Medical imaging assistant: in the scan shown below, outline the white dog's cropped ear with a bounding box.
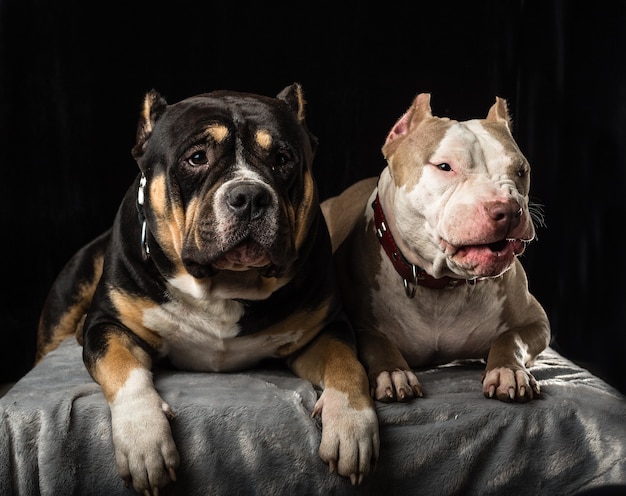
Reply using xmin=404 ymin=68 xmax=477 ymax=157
xmin=132 ymin=90 xmax=168 ymax=160
xmin=383 ymin=93 xmax=432 ymax=157
xmin=487 ymin=97 xmax=512 ymax=129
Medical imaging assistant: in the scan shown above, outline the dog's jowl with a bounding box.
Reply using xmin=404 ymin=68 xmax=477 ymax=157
xmin=322 ymin=93 xmax=550 ymax=404
xmin=36 ymin=84 xmax=379 ymax=494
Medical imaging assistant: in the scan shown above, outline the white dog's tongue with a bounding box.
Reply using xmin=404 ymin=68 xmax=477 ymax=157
xmin=455 ymin=239 xmax=521 ymax=277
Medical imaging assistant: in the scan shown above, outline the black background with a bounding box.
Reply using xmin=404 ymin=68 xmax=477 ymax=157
xmin=1 ymin=1 xmax=625 ymax=395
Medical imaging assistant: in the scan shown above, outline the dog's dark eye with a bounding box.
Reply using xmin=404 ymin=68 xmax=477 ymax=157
xmin=188 ymin=150 xmax=209 ymax=167
xmin=516 ymin=167 xmax=526 ymax=178
xmin=272 ymin=150 xmax=293 ymax=171
xmin=437 ymin=163 xmax=452 ymax=172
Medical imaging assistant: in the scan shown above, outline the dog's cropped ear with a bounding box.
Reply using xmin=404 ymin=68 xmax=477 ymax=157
xmin=131 ymin=90 xmax=168 ymax=160
xmin=277 ymin=83 xmax=306 ymax=123
xmin=383 ymin=93 xmax=432 ymax=157
xmin=486 ymin=97 xmax=512 ymax=129
xmin=277 ymin=83 xmax=319 ymax=155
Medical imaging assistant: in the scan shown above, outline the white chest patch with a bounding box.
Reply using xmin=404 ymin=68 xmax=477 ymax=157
xmin=142 ymin=274 xmax=301 ymax=372
xmin=372 ymin=256 xmax=508 ymax=366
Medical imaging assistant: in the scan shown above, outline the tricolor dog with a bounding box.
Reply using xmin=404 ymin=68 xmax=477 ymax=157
xmin=36 ymin=84 xmax=378 ymax=494
xmin=321 ymin=93 xmax=550 ymax=404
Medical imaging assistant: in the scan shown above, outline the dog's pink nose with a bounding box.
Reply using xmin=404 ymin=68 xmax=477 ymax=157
xmin=484 ymin=201 xmax=521 ymax=230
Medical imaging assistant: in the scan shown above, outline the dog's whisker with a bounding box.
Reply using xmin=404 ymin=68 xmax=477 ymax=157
xmin=505 ymin=238 xmax=534 ymax=244
xmin=529 ymin=200 xmax=546 ymax=228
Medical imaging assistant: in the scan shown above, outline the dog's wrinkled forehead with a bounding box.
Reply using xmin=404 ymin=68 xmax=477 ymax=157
xmin=135 ymin=91 xmax=314 ymax=174
xmin=382 ymin=94 xmax=530 ymax=191
xmin=432 ymin=119 xmax=528 ymax=171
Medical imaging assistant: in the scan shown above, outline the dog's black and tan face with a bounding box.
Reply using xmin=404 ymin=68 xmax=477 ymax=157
xmin=133 ymin=85 xmax=318 ymax=285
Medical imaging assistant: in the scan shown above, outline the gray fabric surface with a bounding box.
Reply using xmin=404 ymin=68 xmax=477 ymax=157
xmin=1 ymin=338 xmax=625 ymax=496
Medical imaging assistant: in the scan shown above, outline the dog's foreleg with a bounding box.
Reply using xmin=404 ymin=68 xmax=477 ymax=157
xmin=84 ymin=328 xmax=179 ymax=495
xmin=357 ymin=328 xmax=424 ymax=402
xmin=482 ymin=318 xmax=551 ymax=402
xmin=288 ymin=330 xmax=379 ymax=485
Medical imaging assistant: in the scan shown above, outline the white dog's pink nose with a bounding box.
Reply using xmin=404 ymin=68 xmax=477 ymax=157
xmin=484 ymin=200 xmax=522 ymax=232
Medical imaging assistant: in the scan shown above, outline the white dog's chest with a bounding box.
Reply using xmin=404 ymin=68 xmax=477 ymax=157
xmin=372 ymin=268 xmax=508 ymax=366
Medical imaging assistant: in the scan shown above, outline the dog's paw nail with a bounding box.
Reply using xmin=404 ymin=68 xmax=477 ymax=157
xmin=328 ymin=459 xmax=337 ymax=474
xmin=169 ymin=467 xmax=177 ymax=481
xmin=508 ymin=388 xmax=515 ymax=400
xmin=488 ymin=385 xmax=495 ymax=398
xmin=519 ymin=386 xmax=526 ymax=398
xmin=350 ymin=473 xmax=358 ymax=485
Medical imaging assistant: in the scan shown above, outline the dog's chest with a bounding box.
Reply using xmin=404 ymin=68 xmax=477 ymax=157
xmin=372 ymin=267 xmax=508 ymax=365
xmin=142 ymin=296 xmax=298 ymax=372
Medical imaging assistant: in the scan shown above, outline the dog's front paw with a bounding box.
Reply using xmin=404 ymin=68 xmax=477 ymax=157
xmin=110 ymin=385 xmax=180 ymax=495
xmin=371 ymin=369 xmax=423 ymax=402
xmin=312 ymin=387 xmax=379 ymax=485
xmin=482 ymin=366 xmax=540 ymax=402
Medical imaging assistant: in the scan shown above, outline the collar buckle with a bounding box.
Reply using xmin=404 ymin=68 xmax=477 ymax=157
xmin=403 ymin=264 xmax=418 ymax=298
xmin=137 ymin=174 xmax=150 ymax=260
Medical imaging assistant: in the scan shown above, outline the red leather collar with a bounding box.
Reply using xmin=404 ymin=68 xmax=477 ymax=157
xmin=371 ymin=193 xmax=474 ymax=297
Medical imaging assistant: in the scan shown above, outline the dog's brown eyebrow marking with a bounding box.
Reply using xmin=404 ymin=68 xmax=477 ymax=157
xmin=203 ymin=124 xmax=229 ymax=143
xmin=255 ymin=129 xmax=273 ymax=149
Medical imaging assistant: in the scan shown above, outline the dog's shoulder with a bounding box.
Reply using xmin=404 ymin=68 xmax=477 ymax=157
xmin=321 ymin=177 xmax=378 ymax=252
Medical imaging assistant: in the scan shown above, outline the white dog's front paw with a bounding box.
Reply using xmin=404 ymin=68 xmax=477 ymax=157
xmin=109 ymin=370 xmax=180 ymax=495
xmin=372 ymin=369 xmax=423 ymax=402
xmin=482 ymin=366 xmax=540 ymax=402
xmin=312 ymin=387 xmax=379 ymax=485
